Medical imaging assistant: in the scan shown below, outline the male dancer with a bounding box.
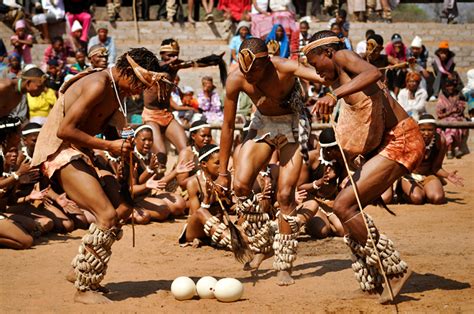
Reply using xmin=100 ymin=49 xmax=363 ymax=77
xmin=303 ymin=31 xmax=425 ymax=303
xmin=0 ymin=67 xmax=46 ymax=117
xmin=31 ymin=48 xmax=169 ymax=304
xmin=216 ymin=38 xmax=324 ymax=286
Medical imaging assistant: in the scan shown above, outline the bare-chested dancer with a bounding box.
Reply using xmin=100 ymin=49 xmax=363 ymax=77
xmin=400 ymin=113 xmax=464 ymax=204
xmin=0 ymin=67 xmax=46 ymax=117
xmin=31 ymin=48 xmax=170 ymax=304
xmin=303 ymin=31 xmax=425 ymax=303
xmin=215 ymin=38 xmax=325 ymax=286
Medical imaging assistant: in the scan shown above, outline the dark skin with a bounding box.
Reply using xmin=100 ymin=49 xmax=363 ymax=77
xmin=401 ymin=123 xmax=463 ymax=205
xmin=307 ymin=47 xmax=413 ymax=303
xmin=216 ymin=55 xmax=324 ymax=286
xmin=89 ymin=53 xmax=108 ymax=69
xmin=0 ymin=77 xmax=44 ymax=116
xmin=52 ymin=66 xmax=149 ymax=304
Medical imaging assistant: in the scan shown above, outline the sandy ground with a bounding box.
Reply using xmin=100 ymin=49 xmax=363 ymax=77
xmin=1 ymin=154 xmax=474 ymax=313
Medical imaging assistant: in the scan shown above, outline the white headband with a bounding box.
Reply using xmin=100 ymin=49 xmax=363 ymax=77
xmin=418 ymin=119 xmax=437 ymax=125
xmin=198 ymin=146 xmax=220 ymax=162
xmin=134 ymin=125 xmax=153 ymax=136
xmin=189 ymin=123 xmax=211 ymax=132
xmin=319 ymin=140 xmax=338 ymax=148
xmin=22 ymin=128 xmax=41 ymax=135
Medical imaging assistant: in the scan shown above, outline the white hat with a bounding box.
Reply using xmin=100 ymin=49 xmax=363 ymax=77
xmin=71 ymin=20 xmax=83 ymax=32
xmin=22 ymin=64 xmax=39 ymax=72
xmin=182 ymin=86 xmax=194 ymax=94
xmin=411 ymin=36 xmax=422 ymax=48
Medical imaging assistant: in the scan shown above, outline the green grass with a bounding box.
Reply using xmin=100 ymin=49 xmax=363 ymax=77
xmin=392 ymin=4 xmax=431 ymax=22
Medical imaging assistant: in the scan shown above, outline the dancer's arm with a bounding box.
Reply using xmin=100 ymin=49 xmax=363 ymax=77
xmin=216 ymin=75 xmax=240 ymax=189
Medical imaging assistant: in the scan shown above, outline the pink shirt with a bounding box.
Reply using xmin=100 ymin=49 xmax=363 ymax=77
xmin=10 ymin=34 xmax=33 ymax=64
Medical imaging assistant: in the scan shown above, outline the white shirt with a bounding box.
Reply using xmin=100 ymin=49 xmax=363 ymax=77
xmin=42 ymin=0 xmax=65 ymax=19
xmin=356 ymin=40 xmax=366 ymax=54
xmin=397 ymin=87 xmax=428 ymax=121
xmin=252 ymin=0 xmax=269 ymax=14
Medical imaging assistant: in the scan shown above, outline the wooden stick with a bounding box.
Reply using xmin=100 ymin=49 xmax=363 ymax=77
xmin=330 ymin=117 xmax=394 ymax=302
xmin=132 ymin=0 xmax=140 ymax=43
xmin=129 ymin=151 xmax=135 ymax=247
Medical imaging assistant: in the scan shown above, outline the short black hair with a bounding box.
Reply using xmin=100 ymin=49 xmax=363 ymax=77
xmin=368 ymin=34 xmax=384 ymax=46
xmin=115 ymin=47 xmax=161 ymax=89
xmin=336 ymin=9 xmax=347 ymax=18
xmin=51 ymin=36 xmax=63 ymax=44
xmin=365 ymin=29 xmax=375 ymax=38
xmin=22 ymin=67 xmax=45 ymax=78
xmin=199 ymin=144 xmax=219 ymax=162
xmin=319 ymin=128 xmax=336 ymax=146
xmin=0 ymin=116 xmax=21 ymax=144
xmin=161 ymin=38 xmax=177 ymax=46
xmin=300 ymin=21 xmax=309 ymax=27
xmin=239 ymin=37 xmax=268 ymax=54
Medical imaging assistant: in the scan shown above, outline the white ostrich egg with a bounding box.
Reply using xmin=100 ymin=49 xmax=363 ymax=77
xmin=196 ymin=276 xmax=218 ymax=299
xmin=171 ymin=276 xmax=196 ymax=300
xmin=214 ymin=278 xmax=244 ymax=302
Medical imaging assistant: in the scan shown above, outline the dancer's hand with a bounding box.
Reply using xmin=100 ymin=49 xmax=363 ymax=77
xmin=447 ymin=170 xmax=464 ymax=187
xmin=145 ymin=178 xmax=167 ymax=190
xmin=56 ymin=193 xmax=76 ymax=208
xmin=176 ymin=160 xmax=195 ymax=174
xmin=312 ymin=94 xmax=337 ymax=115
xmin=215 ymin=173 xmax=230 ymax=197
xmin=29 ymin=188 xmax=49 ymax=201
xmin=109 ymin=139 xmax=133 ymax=156
xmin=295 ymin=189 xmax=307 ymax=204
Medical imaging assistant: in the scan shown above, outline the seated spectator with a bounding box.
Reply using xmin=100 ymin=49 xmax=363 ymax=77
xmin=355 ymin=29 xmax=375 ymax=55
xmin=65 ymin=0 xmax=92 ymax=42
xmin=436 ymin=78 xmax=468 ymax=159
xmin=0 ymin=39 xmax=7 ymax=73
xmin=66 ymin=49 xmax=87 ymax=75
xmin=218 ymin=0 xmax=251 ymax=26
xmin=87 ymin=25 xmax=116 ymax=66
xmin=249 ymin=0 xmax=273 ymax=39
xmin=397 ymin=72 xmax=427 ymax=121
xmin=462 ymin=69 xmax=474 ymax=121
xmin=42 ymin=36 xmax=74 ymax=71
xmin=174 ymin=86 xmax=200 ymax=127
xmin=10 ymin=20 xmax=33 ymax=65
xmin=68 ymin=20 xmax=87 ymax=52
xmin=407 ymin=35 xmax=430 ymax=91
xmin=386 ymin=33 xmax=408 ymax=95
xmin=400 ymin=114 xmax=463 ymax=205
xmin=31 ymin=0 xmax=65 ymax=43
xmin=296 ymin=20 xmax=310 ymax=60
xmin=45 ymin=58 xmax=65 ymax=91
xmin=330 ymin=23 xmax=352 ymax=50
xmin=265 ymin=24 xmax=290 ymax=58
xmin=87 ymin=44 xmax=109 ymax=69
xmin=197 ymin=76 xmax=223 ymax=124
xmin=327 ymin=9 xmax=349 ymax=38
xmin=106 ymin=0 xmax=121 ymax=22
xmin=229 ymin=21 xmax=251 ymax=65
xmin=269 ymin=0 xmax=297 ymax=37
xmin=0 ymin=53 xmax=22 ymax=79
xmin=27 ymin=86 xmax=56 ymax=125
xmin=432 ymin=41 xmax=462 ymax=99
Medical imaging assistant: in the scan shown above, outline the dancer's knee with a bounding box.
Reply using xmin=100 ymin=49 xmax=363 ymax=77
xmin=276 ymin=186 xmax=294 ymax=209
xmin=427 ymin=192 xmax=446 ymax=205
xmin=95 ymin=208 xmax=118 ymax=229
xmin=233 ymin=179 xmax=252 ymax=197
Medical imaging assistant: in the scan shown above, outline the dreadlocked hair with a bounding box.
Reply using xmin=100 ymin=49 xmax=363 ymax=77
xmin=115 ymin=48 xmax=162 ymax=90
xmin=0 ymin=116 xmax=21 ymax=146
xmin=199 ymin=144 xmax=219 ymax=163
xmin=307 ymin=30 xmax=344 ymax=56
xmin=239 ymin=37 xmax=268 ymax=54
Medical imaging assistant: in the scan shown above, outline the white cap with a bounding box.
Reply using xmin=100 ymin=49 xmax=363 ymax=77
xmin=71 ymin=20 xmax=83 ymax=32
xmin=22 ymin=64 xmax=39 ymax=72
xmin=182 ymin=86 xmax=194 ymax=94
xmin=411 ymin=36 xmax=422 ymax=48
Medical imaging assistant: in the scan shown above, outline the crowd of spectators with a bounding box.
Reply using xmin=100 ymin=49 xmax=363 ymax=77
xmin=0 ymin=0 xmax=471 ymax=163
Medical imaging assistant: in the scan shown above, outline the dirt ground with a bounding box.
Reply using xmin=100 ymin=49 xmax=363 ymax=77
xmin=1 ymin=154 xmax=473 ymax=313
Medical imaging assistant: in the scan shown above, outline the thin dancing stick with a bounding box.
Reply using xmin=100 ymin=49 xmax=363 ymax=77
xmin=330 ymin=116 xmax=394 ymax=302
xmin=129 ymin=151 xmax=135 ymax=247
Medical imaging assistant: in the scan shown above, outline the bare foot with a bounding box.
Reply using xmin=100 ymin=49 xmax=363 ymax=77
xmin=276 ymin=270 xmax=295 ymax=286
xmin=74 ymin=290 xmax=113 ymax=304
xmin=65 ymin=267 xmax=75 ymax=283
xmin=378 ymin=268 xmax=412 ymax=304
xmin=243 ymin=251 xmax=273 ymax=271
